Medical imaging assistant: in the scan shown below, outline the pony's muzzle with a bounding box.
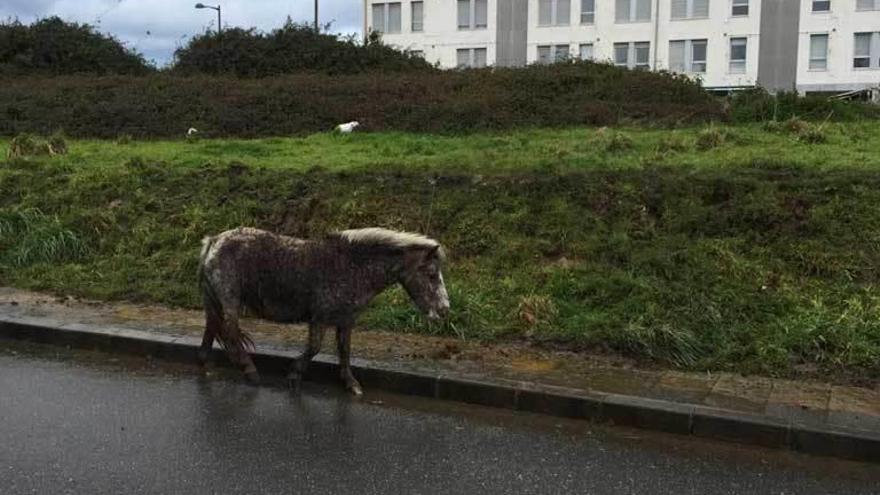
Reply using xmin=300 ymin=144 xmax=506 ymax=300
xmin=429 ymin=306 xmax=449 ymax=321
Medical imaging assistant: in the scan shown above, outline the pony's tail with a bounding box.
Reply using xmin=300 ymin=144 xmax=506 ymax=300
xmin=198 ymin=235 xmax=255 ymax=352
xmin=198 ymin=236 xmax=222 ymax=320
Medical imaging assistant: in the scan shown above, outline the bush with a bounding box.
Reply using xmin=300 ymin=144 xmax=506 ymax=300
xmin=172 ymin=21 xmax=433 ymax=76
xmin=595 ymin=128 xmax=634 ymax=152
xmin=762 ymin=117 xmax=829 ymax=144
xmin=728 ymin=88 xmax=880 ymax=122
xmin=6 ymin=133 xmax=68 ymax=158
xmin=0 ymin=17 xmax=152 ymax=76
xmin=696 ymin=126 xmax=726 ymax=150
xmin=0 ymin=63 xmax=724 ymax=138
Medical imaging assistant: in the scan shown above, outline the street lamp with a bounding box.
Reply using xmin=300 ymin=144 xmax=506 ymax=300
xmin=194 ymin=3 xmax=221 ymax=33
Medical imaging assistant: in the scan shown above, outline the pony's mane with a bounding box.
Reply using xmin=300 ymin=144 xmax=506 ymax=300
xmin=336 ymin=228 xmax=441 ymax=252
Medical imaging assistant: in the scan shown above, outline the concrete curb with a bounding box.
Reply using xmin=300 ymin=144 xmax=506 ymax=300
xmin=1 ymin=314 xmax=878 ymax=463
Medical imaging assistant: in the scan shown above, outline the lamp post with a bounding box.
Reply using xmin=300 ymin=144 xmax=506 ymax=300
xmin=314 ymin=0 xmax=318 ymax=31
xmin=194 ymin=3 xmax=221 ymax=33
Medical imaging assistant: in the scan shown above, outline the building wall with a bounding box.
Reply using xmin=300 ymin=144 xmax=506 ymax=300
xmin=796 ymin=0 xmax=880 ymax=93
xmin=367 ymin=0 xmax=499 ymax=67
xmin=365 ymin=0 xmax=880 ymax=93
xmin=526 ymin=0 xmax=760 ymax=88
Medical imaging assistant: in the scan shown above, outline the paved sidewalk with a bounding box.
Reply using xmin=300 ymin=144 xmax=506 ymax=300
xmin=1 ymin=288 xmax=878 ymax=444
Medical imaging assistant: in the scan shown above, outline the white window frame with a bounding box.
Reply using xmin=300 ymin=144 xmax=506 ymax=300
xmin=614 ymin=41 xmax=651 ymax=69
xmin=731 ymin=0 xmax=748 ymax=16
xmin=857 ymin=0 xmax=880 ymax=11
xmin=728 ymin=37 xmax=747 ymax=73
xmin=853 ymin=32 xmax=880 ymax=70
xmin=809 ymin=33 xmax=829 ymax=71
xmin=811 ymin=0 xmax=831 ymax=12
xmin=411 ymin=1 xmax=423 ymax=32
xmin=538 ymin=0 xmax=572 ymax=26
xmin=371 ymin=3 xmax=402 ymax=34
xmin=581 ymin=0 xmax=595 ymax=24
xmin=616 ymin=0 xmax=652 ymax=23
xmin=579 ymin=43 xmax=594 ymax=60
xmin=458 ymin=0 xmax=488 ymax=30
xmin=456 ymin=47 xmax=488 ymax=68
xmin=669 ymin=39 xmax=707 ymax=73
xmin=671 ymin=0 xmax=710 ymax=20
xmin=537 ymin=44 xmax=571 ymax=63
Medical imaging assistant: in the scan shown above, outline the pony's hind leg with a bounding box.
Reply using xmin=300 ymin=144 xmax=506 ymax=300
xmin=216 ymin=303 xmax=260 ymax=385
xmin=288 ymin=323 xmax=325 ymax=394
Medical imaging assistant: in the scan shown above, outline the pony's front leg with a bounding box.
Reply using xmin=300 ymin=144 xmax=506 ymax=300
xmin=336 ymin=324 xmax=362 ymax=396
xmin=288 ymin=323 xmax=325 ymax=394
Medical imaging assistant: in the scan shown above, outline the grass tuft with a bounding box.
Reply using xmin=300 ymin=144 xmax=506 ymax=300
xmin=0 ymin=208 xmax=89 ymax=267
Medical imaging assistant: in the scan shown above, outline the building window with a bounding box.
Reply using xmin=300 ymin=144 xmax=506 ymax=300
xmin=554 ymin=44 xmax=569 ymax=61
xmin=729 ymin=37 xmax=747 ymax=73
xmin=457 ymin=48 xmax=487 ymax=68
xmin=616 ymin=0 xmax=651 ymax=23
xmin=539 ymin=0 xmax=571 ymax=26
xmin=581 ymin=0 xmax=595 ymax=23
xmin=458 ymin=0 xmax=487 ymax=30
xmin=671 ymin=0 xmax=709 ymax=20
xmin=371 ymin=3 xmax=402 ymax=33
xmin=411 ymin=1 xmax=423 ymax=31
xmin=669 ymin=39 xmax=707 ymax=73
xmin=731 ymin=0 xmax=748 ymax=16
xmin=857 ymin=0 xmax=880 ymax=10
xmin=579 ymin=43 xmax=594 ymax=60
xmin=811 ymin=0 xmax=830 ymax=12
xmin=809 ymin=34 xmax=828 ymax=70
xmin=853 ymin=32 xmax=879 ymax=69
xmin=614 ymin=41 xmax=650 ymax=69
xmin=537 ymin=44 xmax=570 ymax=63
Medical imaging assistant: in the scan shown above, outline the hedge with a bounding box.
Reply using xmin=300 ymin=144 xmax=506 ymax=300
xmin=0 ymin=62 xmax=723 ymax=138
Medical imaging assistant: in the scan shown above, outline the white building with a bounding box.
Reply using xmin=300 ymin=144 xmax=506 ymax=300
xmin=365 ymin=0 xmax=880 ymax=93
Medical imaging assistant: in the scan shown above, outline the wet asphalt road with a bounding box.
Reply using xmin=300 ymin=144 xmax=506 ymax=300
xmin=1 ymin=344 xmax=878 ymax=495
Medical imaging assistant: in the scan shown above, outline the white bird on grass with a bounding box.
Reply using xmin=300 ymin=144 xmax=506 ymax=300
xmin=187 ymin=127 xmax=199 ymax=136
xmin=335 ymin=121 xmax=360 ymax=134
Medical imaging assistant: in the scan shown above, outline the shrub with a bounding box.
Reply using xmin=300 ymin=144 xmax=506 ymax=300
xmin=729 ymin=88 xmax=880 ymax=123
xmin=6 ymin=133 xmax=68 ymax=158
xmin=172 ymin=21 xmax=432 ymax=76
xmin=762 ymin=117 xmax=829 ymax=144
xmin=0 ymin=63 xmax=724 ymax=138
xmin=0 ymin=17 xmax=152 ymax=76
xmin=595 ymin=128 xmax=634 ymax=152
xmin=696 ymin=126 xmax=726 ymax=150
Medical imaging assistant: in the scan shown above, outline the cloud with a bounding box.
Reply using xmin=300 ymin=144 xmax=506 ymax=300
xmin=0 ymin=0 xmax=364 ymax=66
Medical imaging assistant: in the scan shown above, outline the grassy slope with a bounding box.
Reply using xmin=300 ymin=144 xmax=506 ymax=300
xmin=1 ymin=123 xmax=879 ymax=382
xmin=2 ymin=123 xmax=880 ymax=173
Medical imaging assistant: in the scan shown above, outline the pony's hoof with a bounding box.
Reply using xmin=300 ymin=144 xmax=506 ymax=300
xmin=347 ymin=382 xmax=363 ymax=397
xmin=244 ymin=371 xmax=261 ymax=386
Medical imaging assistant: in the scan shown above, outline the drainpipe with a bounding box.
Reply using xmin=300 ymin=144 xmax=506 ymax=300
xmin=363 ymin=0 xmax=368 ymax=42
xmin=652 ymin=0 xmax=660 ymax=70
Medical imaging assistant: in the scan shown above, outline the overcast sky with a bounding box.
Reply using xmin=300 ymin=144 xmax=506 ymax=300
xmin=1 ymin=0 xmax=363 ymax=66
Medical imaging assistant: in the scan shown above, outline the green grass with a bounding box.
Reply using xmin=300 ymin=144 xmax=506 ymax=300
xmin=2 ymin=123 xmax=880 ymax=383
xmin=2 ymin=122 xmax=880 ymax=174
